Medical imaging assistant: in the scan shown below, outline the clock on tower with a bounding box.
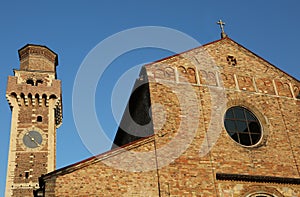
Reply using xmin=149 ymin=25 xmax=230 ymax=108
xmin=5 ymin=44 xmax=62 ymax=196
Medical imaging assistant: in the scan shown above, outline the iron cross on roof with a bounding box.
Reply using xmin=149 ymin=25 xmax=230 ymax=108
xmin=217 ymin=19 xmax=227 ymax=38
xmin=217 ymin=19 xmax=225 ymax=32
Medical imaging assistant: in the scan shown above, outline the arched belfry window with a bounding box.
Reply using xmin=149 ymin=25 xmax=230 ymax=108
xmin=36 ymin=79 xmax=43 ymax=86
xmin=224 ymin=106 xmax=262 ymax=146
xmin=26 ymin=79 xmax=34 ymax=86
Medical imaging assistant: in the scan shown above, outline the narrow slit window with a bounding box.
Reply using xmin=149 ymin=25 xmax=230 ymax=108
xmin=25 ymin=171 xmax=29 ymax=179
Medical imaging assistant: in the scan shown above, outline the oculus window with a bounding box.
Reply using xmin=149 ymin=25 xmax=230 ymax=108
xmin=224 ymin=106 xmax=262 ymax=146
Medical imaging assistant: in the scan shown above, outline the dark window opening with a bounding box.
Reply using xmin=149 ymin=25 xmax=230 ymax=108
xmin=224 ymin=106 xmax=262 ymax=146
xmin=26 ymin=79 xmax=34 ymax=86
xmin=25 ymin=172 xmax=29 ymax=179
xmin=36 ymin=80 xmax=43 ymax=86
xmin=50 ymin=94 xmax=57 ymax=99
xmin=37 ymin=116 xmax=43 ymax=122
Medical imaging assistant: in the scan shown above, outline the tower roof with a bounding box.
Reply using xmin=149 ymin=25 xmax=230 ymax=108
xmin=18 ymin=44 xmax=58 ymax=72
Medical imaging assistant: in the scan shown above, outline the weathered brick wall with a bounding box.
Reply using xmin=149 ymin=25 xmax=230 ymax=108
xmin=19 ymin=45 xmax=58 ymax=72
xmin=43 ymin=138 xmax=159 ymax=196
xmin=145 ymin=38 xmax=300 ymax=196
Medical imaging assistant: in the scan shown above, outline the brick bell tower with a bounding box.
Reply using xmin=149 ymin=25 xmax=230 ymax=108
xmin=5 ymin=44 xmax=62 ymax=196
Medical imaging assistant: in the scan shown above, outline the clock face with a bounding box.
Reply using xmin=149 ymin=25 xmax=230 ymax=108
xmin=22 ymin=130 xmax=43 ymax=148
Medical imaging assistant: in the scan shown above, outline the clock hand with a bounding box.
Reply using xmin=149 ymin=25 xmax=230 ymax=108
xmin=26 ymin=133 xmax=40 ymax=147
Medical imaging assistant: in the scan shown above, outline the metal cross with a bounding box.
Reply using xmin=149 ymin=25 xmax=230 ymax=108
xmin=217 ymin=19 xmax=226 ymax=33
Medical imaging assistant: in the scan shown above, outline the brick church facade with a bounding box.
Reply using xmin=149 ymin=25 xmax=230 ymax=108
xmin=5 ymin=35 xmax=300 ymax=196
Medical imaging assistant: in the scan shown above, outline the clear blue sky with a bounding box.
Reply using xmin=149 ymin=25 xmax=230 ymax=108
xmin=0 ymin=1 xmax=299 ymax=194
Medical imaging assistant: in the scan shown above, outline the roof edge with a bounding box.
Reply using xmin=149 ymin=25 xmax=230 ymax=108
xmin=145 ymin=37 xmax=225 ymax=66
xmin=41 ymin=135 xmax=155 ymax=180
xmin=145 ymin=36 xmax=299 ymax=83
xmin=18 ymin=44 xmax=59 ymax=66
xmin=224 ymin=37 xmax=299 ymax=83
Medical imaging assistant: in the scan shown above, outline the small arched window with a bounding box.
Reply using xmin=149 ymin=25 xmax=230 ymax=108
xmin=37 ymin=116 xmax=43 ymax=122
xmin=26 ymin=79 xmax=34 ymax=86
xmin=25 ymin=171 xmax=29 ymax=179
xmin=36 ymin=80 xmax=43 ymax=86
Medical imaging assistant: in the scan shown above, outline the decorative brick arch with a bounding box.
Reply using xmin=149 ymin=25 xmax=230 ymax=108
xmin=237 ymin=75 xmax=255 ymax=92
xmin=199 ymin=69 xmax=217 ymax=86
xmin=177 ymin=66 xmax=197 ymax=84
xmin=186 ymin=67 xmax=197 ymax=84
xmin=256 ymin=78 xmax=275 ymax=95
xmin=242 ymin=185 xmax=284 ymax=197
xmin=198 ymin=69 xmax=207 ymax=85
xmin=275 ymin=80 xmax=292 ymax=98
xmin=199 ymin=70 xmax=216 ymax=86
xmin=154 ymin=69 xmax=164 ymax=79
xmin=207 ymin=71 xmax=217 ymax=86
xmin=177 ymin=66 xmax=187 ymax=83
xmin=293 ymin=85 xmax=300 ymax=99
xmin=220 ymin=73 xmax=235 ymax=89
xmin=164 ymin=67 xmax=175 ymax=81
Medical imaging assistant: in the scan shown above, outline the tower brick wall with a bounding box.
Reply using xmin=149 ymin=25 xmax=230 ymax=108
xmin=5 ymin=45 xmax=62 ymax=197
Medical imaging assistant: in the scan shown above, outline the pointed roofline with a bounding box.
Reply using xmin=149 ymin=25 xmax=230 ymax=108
xmin=147 ymin=36 xmax=299 ymax=83
xmin=224 ymin=37 xmax=299 ymax=82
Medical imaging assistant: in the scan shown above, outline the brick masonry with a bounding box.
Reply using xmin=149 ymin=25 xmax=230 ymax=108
xmin=21 ymin=38 xmax=300 ymax=196
xmin=5 ymin=45 xmax=62 ymax=197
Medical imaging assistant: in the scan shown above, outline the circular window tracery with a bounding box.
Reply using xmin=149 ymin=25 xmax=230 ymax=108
xmin=224 ymin=106 xmax=262 ymax=146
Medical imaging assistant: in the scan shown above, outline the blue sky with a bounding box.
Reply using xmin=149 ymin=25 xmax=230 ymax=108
xmin=0 ymin=0 xmax=299 ymax=194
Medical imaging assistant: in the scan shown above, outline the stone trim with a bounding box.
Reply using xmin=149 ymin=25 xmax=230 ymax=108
xmin=216 ymin=173 xmax=300 ymax=185
xmin=242 ymin=185 xmax=284 ymax=197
